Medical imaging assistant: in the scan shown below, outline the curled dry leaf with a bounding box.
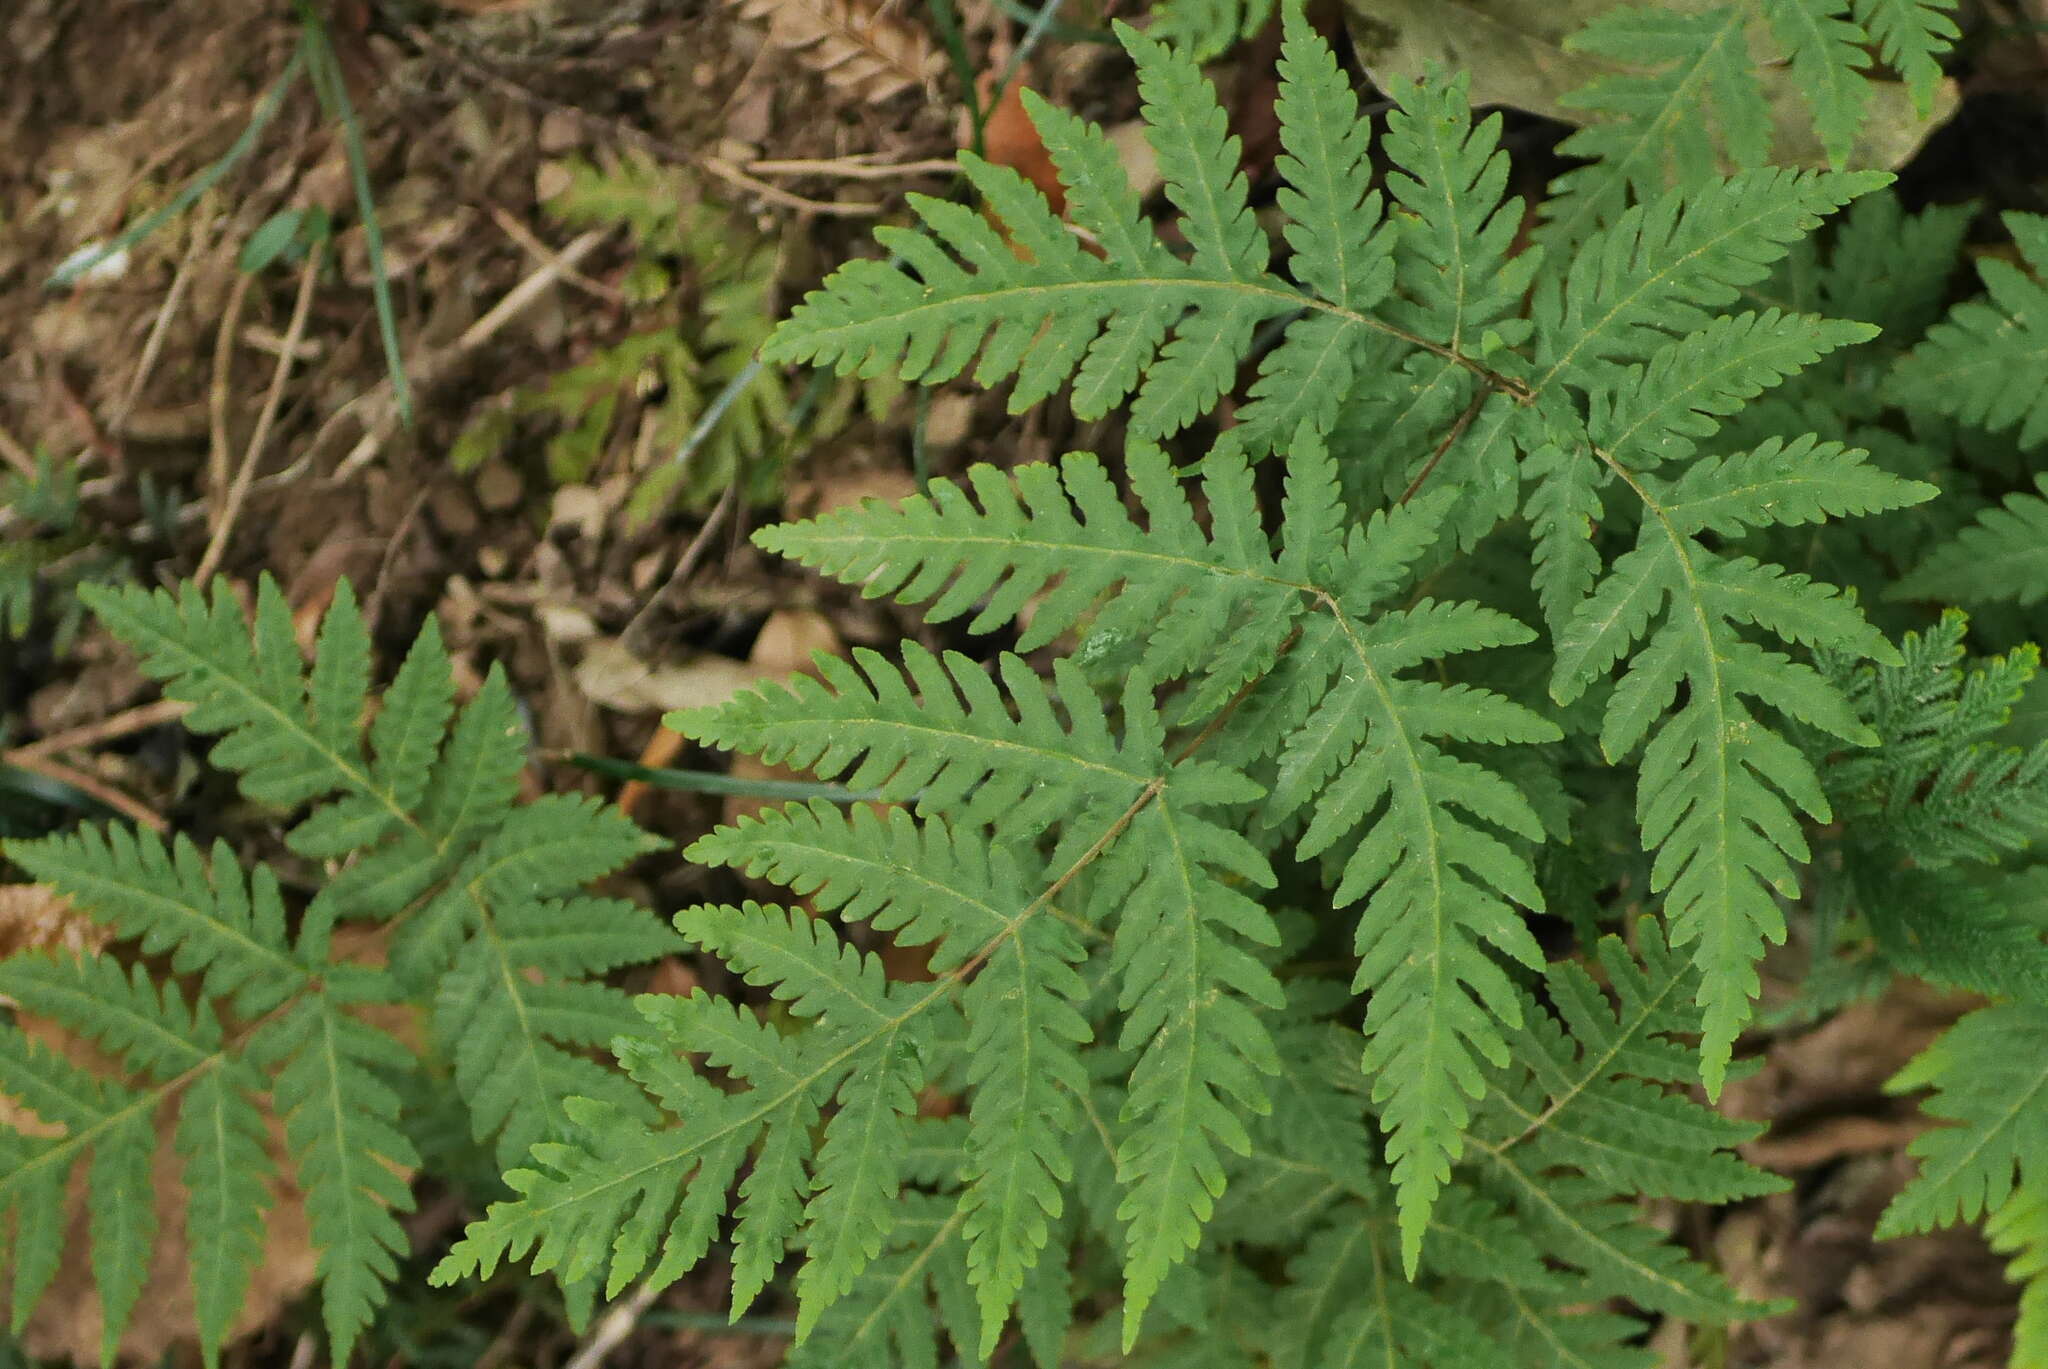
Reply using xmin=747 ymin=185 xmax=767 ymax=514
xmin=726 ymin=0 xmax=942 ymax=101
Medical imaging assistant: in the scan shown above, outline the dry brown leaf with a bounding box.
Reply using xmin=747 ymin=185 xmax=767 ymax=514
xmin=727 ymin=0 xmax=941 ymax=101
xmin=0 ymin=884 xmax=111 ymax=963
xmin=980 ymin=76 xmax=1065 ymax=216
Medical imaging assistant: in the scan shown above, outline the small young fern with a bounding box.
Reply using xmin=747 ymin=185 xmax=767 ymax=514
xmin=0 ymin=577 xmax=675 ymax=1364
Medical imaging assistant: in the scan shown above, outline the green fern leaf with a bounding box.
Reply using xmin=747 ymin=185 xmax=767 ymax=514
xmin=1893 ymin=212 xmax=2048 ymax=448
xmin=10 ymin=829 xmax=305 ymax=1014
xmin=1896 ymin=475 xmax=2048 ymax=608
xmin=765 ymin=22 xmax=1471 ymax=446
xmin=673 ymin=645 xmax=1154 ymax=834
xmin=1760 ymin=0 xmax=1868 ymax=166
xmin=257 ymin=995 xmax=419 ymax=1362
xmin=1546 ymin=7 xmax=1765 ymax=247
xmin=1149 ymin=0 xmax=1271 ymax=62
xmin=690 ymin=803 xmax=1088 ymax=1349
xmin=1549 ymin=510 xmax=1909 ymax=1088
xmin=756 ymin=431 xmax=1558 ymax=1264
xmin=1851 ymin=0 xmax=1961 ymax=113
xmin=175 ymin=1068 xmax=274 ymax=1367
xmin=1879 ymin=1004 xmax=2048 ymax=1238
xmin=1589 ymin=311 xmax=1877 ymax=472
xmin=1987 ymin=1183 xmax=2048 ymax=1369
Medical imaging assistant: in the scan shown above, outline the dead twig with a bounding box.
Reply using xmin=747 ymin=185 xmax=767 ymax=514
xmin=486 ymin=204 xmax=624 ymax=304
xmin=0 ymin=752 xmax=165 ymax=834
xmin=620 ymin=478 xmax=740 ymax=656
xmin=746 ymin=154 xmax=959 ymax=178
xmin=362 ymin=486 xmax=431 ymax=631
xmin=111 ymin=212 xmax=215 ymax=437
xmin=197 ymin=246 xmax=321 ymax=587
xmin=701 ymin=155 xmax=883 ymax=215
xmin=324 ymin=228 xmax=613 ymax=482
xmin=207 ymin=270 xmax=256 ymax=510
xmin=561 ymin=1280 xmax=663 ymax=1369
xmin=7 ymin=700 xmax=190 ymax=763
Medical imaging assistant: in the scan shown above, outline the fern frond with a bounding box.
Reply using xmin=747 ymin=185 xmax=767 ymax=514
xmin=1149 ymin=0 xmax=1271 ymax=62
xmin=9 ymin=828 xmax=306 ymax=1014
xmin=3 ymin=575 xmax=669 ymax=1361
xmin=690 ymin=803 xmax=1088 ymax=1346
xmin=1827 ymin=611 xmax=2048 ymax=866
xmin=1544 ymin=3 xmax=1955 ymax=247
xmin=1851 ymin=0 xmax=1961 ymax=113
xmin=1545 ymin=7 xmax=1766 ymax=247
xmin=757 ymin=442 xmax=1300 ymax=717
xmin=1893 ymin=212 xmax=2048 ymax=449
xmin=764 ymin=20 xmax=1456 ymax=447
xmin=0 ymin=827 xmax=421 ymax=1365
xmin=80 ymin=578 xmax=375 ymax=817
xmin=757 ymin=430 xmax=1557 ymax=1263
xmin=675 ymin=645 xmax=1156 ymax=833
xmin=257 ymin=996 xmax=420 ymax=1360
xmin=1534 ymin=169 xmax=1888 ymax=392
xmin=1234 ymin=929 xmax=1771 ymax=1366
xmin=1549 ymin=506 xmax=1909 ymax=1088
xmin=1760 ymin=0 xmax=1869 ymax=165
xmin=454 ymin=630 xmax=1285 ymax=1345
xmin=175 ymin=1066 xmax=274 ymax=1363
xmin=1475 ymin=925 xmax=1783 ymax=1209
xmin=1897 ymin=475 xmax=2048 ymax=608
xmin=1521 ymin=161 xmax=1929 ymax=1089
xmin=1590 ymin=311 xmax=1878 ymax=471
xmin=1987 ymin=1183 xmax=2048 ymax=1369
xmin=1879 ymin=1004 xmax=2048 ymax=1237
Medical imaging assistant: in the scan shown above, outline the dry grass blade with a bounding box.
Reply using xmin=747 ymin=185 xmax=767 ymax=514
xmin=728 ymin=0 xmax=941 ymax=100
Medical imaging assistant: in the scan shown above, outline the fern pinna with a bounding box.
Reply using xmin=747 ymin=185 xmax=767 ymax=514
xmin=0 ymin=578 xmax=676 ymax=1365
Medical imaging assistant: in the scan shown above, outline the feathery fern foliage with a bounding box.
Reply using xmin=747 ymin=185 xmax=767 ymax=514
xmin=432 ymin=11 xmax=1977 ymax=1359
xmin=19 ymin=0 xmax=2037 ymax=1363
xmin=1542 ymin=0 xmax=1961 ymax=248
xmin=0 ymin=577 xmax=676 ymax=1364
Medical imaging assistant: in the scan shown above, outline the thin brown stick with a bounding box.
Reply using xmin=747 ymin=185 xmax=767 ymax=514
xmin=112 ymin=212 xmax=214 ymax=436
xmin=701 ymin=156 xmax=883 ymax=215
xmin=7 ymin=700 xmax=190 ymax=763
xmin=362 ymin=486 xmax=430 ymax=630
xmin=744 ymin=155 xmax=959 ymax=179
xmin=485 ymin=204 xmax=623 ymax=304
xmin=619 ymin=479 xmax=739 ymax=656
xmin=0 ymin=418 xmax=35 ymax=478
xmin=561 ymin=1280 xmax=663 ymax=1369
xmin=206 ymin=270 xmax=256 ymax=511
xmin=1397 ymin=387 xmax=1490 ymax=506
xmin=196 ymin=247 xmax=321 ymax=587
xmin=0 ymin=752 xmax=166 ymax=834
xmin=325 ymin=228 xmax=612 ymax=481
